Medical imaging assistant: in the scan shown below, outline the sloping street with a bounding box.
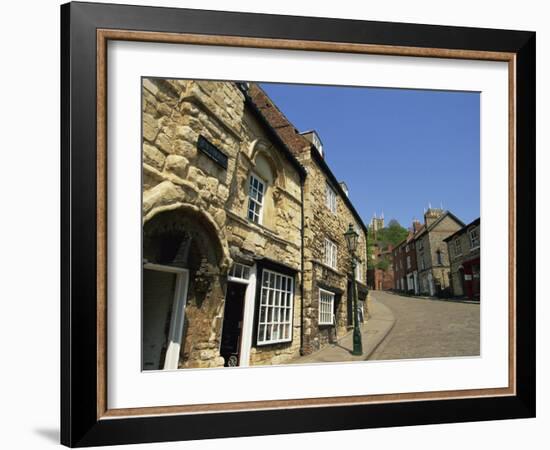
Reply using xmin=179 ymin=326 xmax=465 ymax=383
xmin=368 ymin=290 xmax=480 ymax=361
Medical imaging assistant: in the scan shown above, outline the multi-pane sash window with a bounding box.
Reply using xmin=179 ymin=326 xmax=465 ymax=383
xmin=257 ymin=270 xmax=293 ymax=345
xmin=324 ymin=238 xmax=337 ymax=269
xmin=318 ymin=289 xmax=335 ymax=325
xmin=325 ymin=182 xmax=337 ymax=214
xmin=454 ymin=239 xmax=462 ymax=256
xmin=406 ymin=255 xmax=411 ymax=269
xmin=247 ymin=174 xmax=265 ymax=224
xmin=469 ymin=228 xmax=480 ymax=249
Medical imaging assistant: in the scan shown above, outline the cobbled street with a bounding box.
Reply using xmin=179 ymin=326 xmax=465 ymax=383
xmin=368 ymin=291 xmax=480 ymax=361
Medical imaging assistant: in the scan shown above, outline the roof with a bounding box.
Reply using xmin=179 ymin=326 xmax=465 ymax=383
xmin=247 ymin=83 xmax=369 ymax=236
xmin=415 ymin=211 xmax=466 ymax=238
xmin=443 ymin=217 xmax=481 ymax=242
xmin=393 ymin=224 xmax=425 ymax=251
xmin=236 ymin=83 xmax=307 ymax=181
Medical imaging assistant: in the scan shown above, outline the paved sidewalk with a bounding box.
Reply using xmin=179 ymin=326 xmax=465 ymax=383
xmin=289 ymin=297 xmax=396 ymax=364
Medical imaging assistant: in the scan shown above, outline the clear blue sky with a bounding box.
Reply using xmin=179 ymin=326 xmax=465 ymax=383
xmin=260 ymin=82 xmax=480 ymax=229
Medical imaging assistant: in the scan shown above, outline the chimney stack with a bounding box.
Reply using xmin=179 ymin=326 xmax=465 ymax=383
xmin=424 ymin=207 xmax=444 ymax=227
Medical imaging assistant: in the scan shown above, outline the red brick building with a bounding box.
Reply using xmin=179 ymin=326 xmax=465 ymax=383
xmin=370 ymin=243 xmax=394 ymax=290
xmin=392 ymin=220 xmax=424 ymax=294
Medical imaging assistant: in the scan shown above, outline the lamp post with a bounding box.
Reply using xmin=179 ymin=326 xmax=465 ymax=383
xmin=344 ymin=223 xmax=363 ymax=356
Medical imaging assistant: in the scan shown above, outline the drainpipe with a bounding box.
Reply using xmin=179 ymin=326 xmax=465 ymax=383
xmin=365 ymin=231 xmax=370 ymax=318
xmin=299 ymin=176 xmax=305 ymax=356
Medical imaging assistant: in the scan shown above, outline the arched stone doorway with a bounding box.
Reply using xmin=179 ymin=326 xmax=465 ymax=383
xmin=142 ymin=206 xmax=229 ymax=370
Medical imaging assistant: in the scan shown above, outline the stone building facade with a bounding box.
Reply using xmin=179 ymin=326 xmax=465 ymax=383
xmin=249 ymin=85 xmax=369 ymax=356
xmin=415 ymin=209 xmax=465 ymax=297
xmin=444 ymin=218 xmax=480 ymax=300
xmin=141 ymin=79 xmax=306 ymax=369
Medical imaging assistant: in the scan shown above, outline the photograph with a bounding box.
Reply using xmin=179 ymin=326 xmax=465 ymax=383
xmin=141 ymin=78 xmax=481 ymax=370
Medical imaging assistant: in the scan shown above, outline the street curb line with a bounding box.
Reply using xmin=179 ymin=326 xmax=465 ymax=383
xmin=363 ymin=300 xmax=397 ymax=361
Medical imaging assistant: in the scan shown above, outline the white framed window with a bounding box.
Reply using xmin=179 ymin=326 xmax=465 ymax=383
xmin=406 ymin=255 xmax=411 ymax=269
xmin=469 ymin=228 xmax=480 ymax=249
xmin=418 ymin=239 xmax=424 ymax=250
xmin=318 ymin=288 xmax=335 ymax=325
xmin=355 ymin=259 xmax=363 ymax=282
xmin=257 ymin=269 xmax=294 ymax=345
xmin=324 ymin=238 xmax=338 ymax=269
xmin=228 ymin=263 xmax=251 ymax=283
xmin=405 ymin=244 xmax=409 ymax=252
xmin=325 ymin=182 xmax=337 ymax=214
xmin=454 ymin=239 xmax=462 ymax=256
xmin=247 ymin=173 xmax=265 ymax=224
xmin=420 ymin=254 xmax=425 ymax=270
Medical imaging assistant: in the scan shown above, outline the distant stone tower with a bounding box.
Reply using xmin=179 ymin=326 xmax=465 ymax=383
xmin=370 ymin=212 xmax=385 ymax=235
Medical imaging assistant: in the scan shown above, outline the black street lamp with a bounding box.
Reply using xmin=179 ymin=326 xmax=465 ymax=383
xmin=344 ymin=223 xmax=363 ymax=356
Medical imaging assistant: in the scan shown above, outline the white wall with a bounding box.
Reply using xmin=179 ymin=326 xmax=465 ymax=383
xmin=0 ymin=1 xmax=546 ymax=449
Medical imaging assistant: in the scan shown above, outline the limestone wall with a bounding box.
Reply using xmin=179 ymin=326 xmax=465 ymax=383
xmin=416 ymin=214 xmax=463 ymax=295
xmin=299 ymin=152 xmax=368 ymax=355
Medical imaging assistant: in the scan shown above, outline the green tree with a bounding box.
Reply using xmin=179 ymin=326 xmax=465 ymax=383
xmin=375 ymin=258 xmax=390 ymax=271
xmin=366 ymin=232 xmax=375 ymax=269
xmin=375 ymin=219 xmax=408 ymax=248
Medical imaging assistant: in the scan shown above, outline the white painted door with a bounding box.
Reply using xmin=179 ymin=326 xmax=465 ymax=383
xmin=142 ymin=269 xmax=176 ymax=370
xmin=143 ymin=265 xmax=189 ymax=371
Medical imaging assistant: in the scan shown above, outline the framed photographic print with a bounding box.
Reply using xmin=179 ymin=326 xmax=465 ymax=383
xmin=60 ymin=1 xmax=536 ymax=447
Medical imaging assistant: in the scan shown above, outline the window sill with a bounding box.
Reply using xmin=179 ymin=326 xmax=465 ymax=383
xmin=226 ymin=210 xmax=295 ymax=247
xmin=314 ymin=260 xmax=344 ymax=277
xmin=255 ymin=338 xmax=292 ymax=347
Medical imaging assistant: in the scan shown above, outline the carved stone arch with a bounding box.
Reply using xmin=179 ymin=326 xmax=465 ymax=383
xmin=143 ymin=202 xmax=231 ymax=369
xmin=143 ymin=203 xmax=232 ymax=274
xmin=248 ymin=138 xmax=286 ymax=189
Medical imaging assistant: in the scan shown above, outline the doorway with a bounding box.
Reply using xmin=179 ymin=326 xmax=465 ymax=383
xmin=220 ymin=282 xmax=247 ymax=366
xmin=428 ymin=272 xmax=435 ymax=296
xmin=458 ymin=267 xmax=465 ymax=296
xmin=142 ymin=265 xmax=189 ymax=371
xmin=471 ymin=263 xmax=480 ymax=300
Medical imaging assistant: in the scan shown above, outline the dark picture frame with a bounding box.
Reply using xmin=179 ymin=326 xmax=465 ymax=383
xmin=61 ymin=1 xmax=535 ymax=447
